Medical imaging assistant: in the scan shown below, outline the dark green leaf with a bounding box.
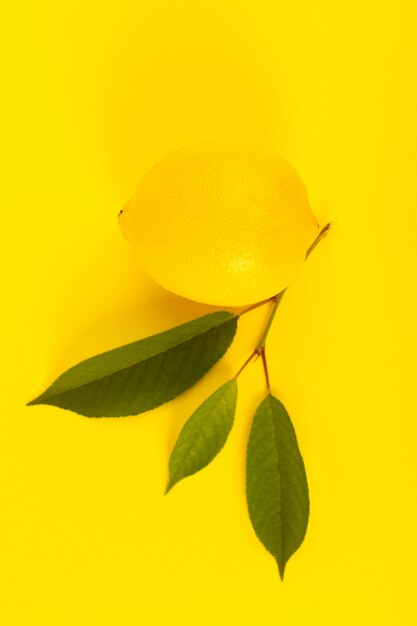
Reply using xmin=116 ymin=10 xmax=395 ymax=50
xmin=246 ymin=394 xmax=309 ymax=579
xmin=166 ymin=379 xmax=237 ymax=493
xmin=27 ymin=312 xmax=238 ymax=417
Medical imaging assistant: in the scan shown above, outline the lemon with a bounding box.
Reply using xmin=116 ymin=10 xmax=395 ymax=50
xmin=119 ymin=143 xmax=319 ymax=306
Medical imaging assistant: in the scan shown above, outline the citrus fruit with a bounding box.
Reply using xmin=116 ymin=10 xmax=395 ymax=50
xmin=119 ymin=143 xmax=319 ymax=306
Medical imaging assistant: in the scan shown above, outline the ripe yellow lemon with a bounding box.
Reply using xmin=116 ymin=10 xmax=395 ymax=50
xmin=119 ymin=143 xmax=319 ymax=306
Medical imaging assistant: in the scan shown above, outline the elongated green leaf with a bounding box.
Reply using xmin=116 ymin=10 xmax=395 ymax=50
xmin=246 ymin=394 xmax=309 ymax=580
xmin=166 ymin=379 xmax=237 ymax=493
xmin=28 ymin=312 xmax=238 ymax=417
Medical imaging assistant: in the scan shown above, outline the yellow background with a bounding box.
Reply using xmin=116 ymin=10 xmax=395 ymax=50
xmin=1 ymin=1 xmax=416 ymax=624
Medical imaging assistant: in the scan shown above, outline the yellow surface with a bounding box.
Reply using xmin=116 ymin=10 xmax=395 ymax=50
xmin=1 ymin=1 xmax=416 ymax=624
xmin=120 ymin=143 xmax=318 ymax=306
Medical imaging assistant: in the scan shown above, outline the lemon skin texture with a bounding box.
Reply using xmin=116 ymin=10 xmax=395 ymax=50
xmin=119 ymin=143 xmax=319 ymax=307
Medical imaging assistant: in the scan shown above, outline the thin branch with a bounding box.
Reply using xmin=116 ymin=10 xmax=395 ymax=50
xmin=305 ymin=222 xmax=331 ymax=259
xmin=234 ymin=350 xmax=258 ymax=379
xmin=259 ymin=347 xmax=271 ymax=392
xmin=235 ymin=221 xmax=331 ymax=391
xmin=256 ymin=293 xmax=284 ymax=351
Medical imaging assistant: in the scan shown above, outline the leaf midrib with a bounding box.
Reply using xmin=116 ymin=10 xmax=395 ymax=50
xmin=267 ymin=396 xmax=284 ymax=568
xmin=170 ymin=383 xmax=231 ymax=483
xmin=39 ymin=314 xmax=237 ymax=401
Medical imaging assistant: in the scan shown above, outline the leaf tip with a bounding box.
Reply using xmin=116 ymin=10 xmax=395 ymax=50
xmin=164 ymin=477 xmax=176 ymax=495
xmin=277 ymin=560 xmax=286 ymax=582
xmin=26 ymin=396 xmax=41 ymax=407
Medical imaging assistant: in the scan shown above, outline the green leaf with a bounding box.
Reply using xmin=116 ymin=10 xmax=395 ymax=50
xmin=27 ymin=312 xmax=238 ymax=417
xmin=246 ymin=394 xmax=309 ymax=580
xmin=166 ymin=379 xmax=237 ymax=493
